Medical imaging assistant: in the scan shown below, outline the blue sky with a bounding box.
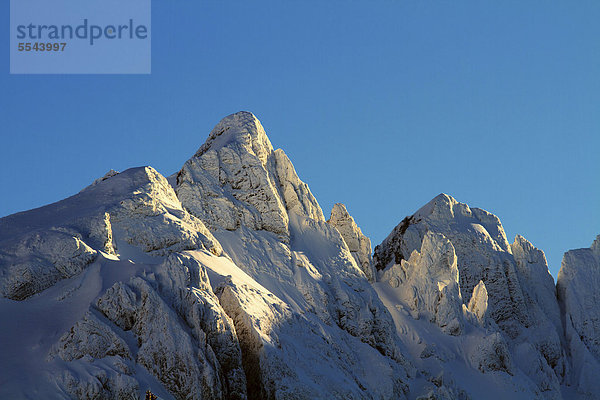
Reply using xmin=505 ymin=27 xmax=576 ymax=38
xmin=1 ymin=1 xmax=598 ymax=277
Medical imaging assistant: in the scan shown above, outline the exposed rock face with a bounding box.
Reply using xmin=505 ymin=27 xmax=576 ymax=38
xmin=373 ymin=193 xmax=565 ymax=398
xmin=557 ymin=235 xmax=600 ymax=397
xmin=327 ymin=203 xmax=375 ymax=282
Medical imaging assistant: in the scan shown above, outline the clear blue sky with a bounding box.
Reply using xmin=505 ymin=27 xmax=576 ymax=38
xmin=1 ymin=1 xmax=598 ymax=278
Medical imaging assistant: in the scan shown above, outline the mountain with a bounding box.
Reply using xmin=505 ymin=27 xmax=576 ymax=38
xmin=0 ymin=111 xmax=597 ymax=399
xmin=373 ymin=194 xmax=565 ymax=398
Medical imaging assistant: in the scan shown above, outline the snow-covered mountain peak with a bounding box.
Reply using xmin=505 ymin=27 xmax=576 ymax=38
xmin=176 ymin=112 xmax=323 ymax=236
xmin=412 ymin=193 xmax=510 ymax=251
xmin=374 ymin=193 xmax=510 ymax=273
xmin=374 ymin=194 xmax=567 ymax=396
xmin=413 ymin=193 xmax=459 ymax=220
xmin=193 ymin=111 xmax=273 ymax=166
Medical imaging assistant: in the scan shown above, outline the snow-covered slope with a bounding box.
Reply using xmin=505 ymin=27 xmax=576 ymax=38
xmin=0 ymin=111 xmax=597 ymax=399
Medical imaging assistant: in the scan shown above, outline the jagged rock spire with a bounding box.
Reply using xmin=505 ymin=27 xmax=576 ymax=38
xmin=327 ymin=203 xmax=375 ymax=281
